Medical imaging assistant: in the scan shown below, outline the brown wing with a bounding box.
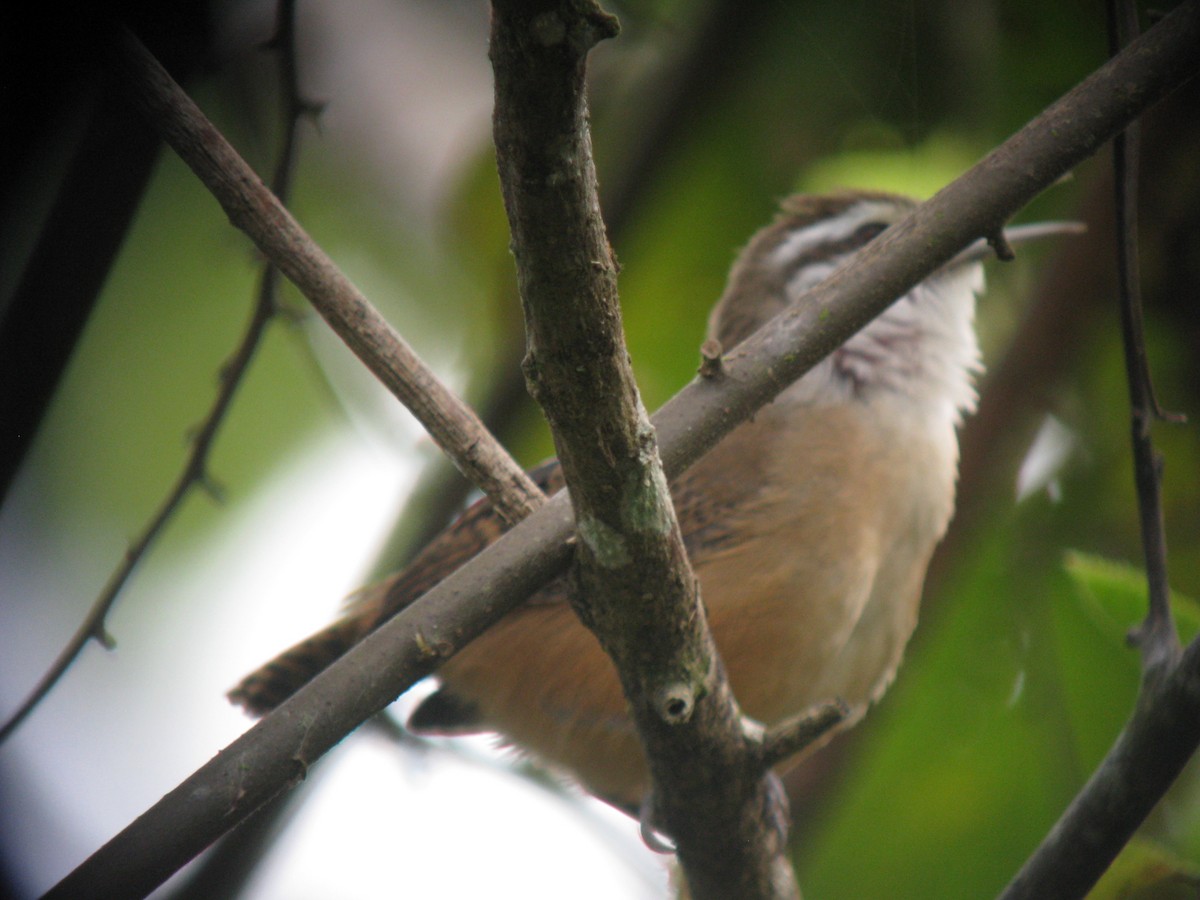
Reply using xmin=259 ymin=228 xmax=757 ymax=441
xmin=407 ymin=432 xmax=766 ymax=740
xmin=229 ymin=450 xmax=750 ymax=719
xmin=227 ymin=461 xmax=564 ymax=716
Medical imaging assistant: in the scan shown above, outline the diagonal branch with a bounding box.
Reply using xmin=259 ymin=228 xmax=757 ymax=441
xmin=998 ymin=638 xmax=1200 ymax=900
xmin=111 ymin=27 xmax=544 ymax=528
xmin=42 ymin=5 xmax=1200 ymax=897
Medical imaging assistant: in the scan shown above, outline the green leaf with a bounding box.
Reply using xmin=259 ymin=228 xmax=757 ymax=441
xmin=1088 ymin=836 xmax=1200 ymax=900
xmin=1063 ymin=551 xmax=1200 ymax=646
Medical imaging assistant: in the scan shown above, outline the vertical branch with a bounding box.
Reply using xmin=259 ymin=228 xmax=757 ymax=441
xmin=1106 ymin=0 xmax=1181 ymax=669
xmin=488 ymin=3 xmax=807 ymax=897
xmin=999 ymin=4 xmax=1199 ymax=897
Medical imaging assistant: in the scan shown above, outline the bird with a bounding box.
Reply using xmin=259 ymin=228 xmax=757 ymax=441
xmin=230 ymin=189 xmax=1060 ymax=812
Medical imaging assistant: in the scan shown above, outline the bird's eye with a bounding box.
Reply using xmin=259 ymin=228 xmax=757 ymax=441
xmin=854 ymin=221 xmax=888 ymax=244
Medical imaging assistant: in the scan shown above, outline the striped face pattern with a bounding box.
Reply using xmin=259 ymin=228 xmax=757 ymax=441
xmin=710 ymin=191 xmax=983 ymax=427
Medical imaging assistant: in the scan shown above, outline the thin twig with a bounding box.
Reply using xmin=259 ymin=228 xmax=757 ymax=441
xmin=0 ymin=6 xmax=317 ymax=747
xmin=1106 ymin=0 xmax=1181 ymax=669
xmin=998 ymin=4 xmax=1194 ymax=896
xmin=755 ymin=701 xmax=850 ymax=773
xmin=160 ymin=7 xmax=330 ymax=897
xmin=111 ymin=28 xmax=545 ymax=527
xmin=42 ymin=6 xmax=1200 ymax=895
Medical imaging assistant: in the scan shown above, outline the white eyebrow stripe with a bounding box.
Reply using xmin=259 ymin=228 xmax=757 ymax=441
xmin=766 ymin=200 xmax=898 ymax=268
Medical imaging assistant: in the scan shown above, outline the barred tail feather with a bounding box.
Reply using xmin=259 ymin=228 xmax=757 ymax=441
xmin=227 ymin=616 xmax=364 ymax=716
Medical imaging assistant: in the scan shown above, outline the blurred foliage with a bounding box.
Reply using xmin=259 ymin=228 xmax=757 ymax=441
xmin=5 ymin=0 xmax=1198 ymax=898
xmin=1066 ymin=551 xmax=1200 ymax=647
xmin=1090 ymin=837 xmax=1200 ymax=900
xmin=17 ymin=94 xmax=330 ymax=546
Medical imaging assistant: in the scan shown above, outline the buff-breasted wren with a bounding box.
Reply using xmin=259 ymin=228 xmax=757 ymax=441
xmin=230 ymin=190 xmax=1072 ymax=812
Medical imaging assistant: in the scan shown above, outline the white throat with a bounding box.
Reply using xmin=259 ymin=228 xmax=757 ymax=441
xmin=710 ymin=192 xmax=985 ymax=431
xmin=783 ymin=262 xmax=984 ymax=428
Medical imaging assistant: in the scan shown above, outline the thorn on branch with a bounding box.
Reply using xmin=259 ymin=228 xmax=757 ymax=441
xmin=289 ymin=755 xmax=310 ymax=785
xmin=698 ymin=339 xmax=724 ymax=379
xmin=753 ymin=699 xmax=849 ymax=771
xmin=92 ymin=626 xmax=118 ymax=651
xmin=197 ymin=473 xmax=227 ymax=504
xmin=987 ymin=228 xmax=1016 ymax=262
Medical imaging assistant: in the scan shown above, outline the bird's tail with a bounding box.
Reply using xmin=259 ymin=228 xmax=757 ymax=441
xmin=227 ymin=613 xmax=367 ymax=716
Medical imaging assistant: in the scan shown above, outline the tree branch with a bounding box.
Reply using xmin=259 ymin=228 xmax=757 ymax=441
xmin=999 ymin=639 xmax=1200 ymax=900
xmin=997 ymin=4 xmax=1195 ymax=896
xmin=1107 ymin=0 xmax=1182 ymax=669
xmin=0 ymin=2 xmax=310 ymax=747
xmin=488 ymin=3 xmax=810 ymax=896
xmin=110 ymin=27 xmax=544 ymax=527
xmin=43 ymin=5 xmax=1200 ymax=897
